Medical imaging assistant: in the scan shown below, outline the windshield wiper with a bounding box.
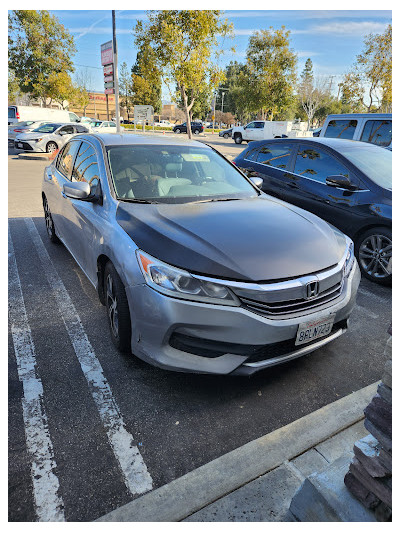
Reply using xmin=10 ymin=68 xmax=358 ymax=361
xmin=192 ymin=197 xmax=243 ymax=204
xmin=119 ymin=198 xmax=159 ymax=204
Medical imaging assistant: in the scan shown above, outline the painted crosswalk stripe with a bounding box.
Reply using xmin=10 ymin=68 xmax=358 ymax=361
xmin=25 ymin=217 xmax=153 ymax=496
xmin=8 ymin=228 xmax=65 ymax=522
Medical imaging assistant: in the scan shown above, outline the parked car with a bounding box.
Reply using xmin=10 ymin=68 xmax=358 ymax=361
xmin=91 ymin=120 xmax=123 ymax=132
xmin=233 ymin=138 xmax=392 ymax=285
xmin=8 ymin=120 xmax=52 ymax=143
xmin=319 ymin=113 xmax=392 ymax=149
xmin=42 ymin=133 xmax=360 ymax=375
xmin=80 ymin=116 xmax=94 ymax=124
xmin=231 ymin=120 xmax=312 ymax=144
xmin=219 ymin=128 xmax=233 ymax=139
xmin=14 ymin=122 xmax=90 ymax=153
xmin=312 ymin=127 xmax=322 ymax=137
xmin=173 ymin=121 xmax=204 ymax=135
xmin=8 ymin=105 xmax=80 ymax=125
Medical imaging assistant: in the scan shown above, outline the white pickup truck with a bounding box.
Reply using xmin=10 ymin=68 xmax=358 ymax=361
xmin=231 ymin=120 xmax=312 ymax=144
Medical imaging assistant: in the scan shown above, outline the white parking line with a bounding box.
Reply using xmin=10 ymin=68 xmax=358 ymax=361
xmin=8 ymin=228 xmax=65 ymax=522
xmin=24 ymin=218 xmax=153 ymax=496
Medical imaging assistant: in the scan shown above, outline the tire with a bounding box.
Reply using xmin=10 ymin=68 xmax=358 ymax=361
xmin=104 ymin=262 xmax=132 ymax=352
xmin=356 ymin=227 xmax=392 ymax=285
xmin=43 ymin=196 xmax=60 ymax=244
xmin=46 ymin=141 xmax=58 ymax=153
xmin=193 ymin=129 xmax=200 ymax=135
xmin=234 ymin=134 xmax=242 ymax=144
xmin=223 ymin=133 xmax=229 ymax=139
xmin=175 ymin=128 xmax=181 ymax=134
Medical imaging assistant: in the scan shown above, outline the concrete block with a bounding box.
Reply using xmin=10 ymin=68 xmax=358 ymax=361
xmin=315 ymin=421 xmax=367 ymax=463
xmin=364 ymin=419 xmax=392 ymax=453
xmin=344 ymin=472 xmax=380 ymax=509
xmin=353 ymin=435 xmax=391 ymax=477
xmin=184 ymin=465 xmax=303 ymax=522
xmin=289 ymin=455 xmax=376 ymax=522
xmin=377 ymin=383 xmax=392 ymax=404
xmin=364 ymin=396 xmax=392 ymax=438
xmin=382 ymin=360 xmax=392 ymax=388
xmin=291 ymin=448 xmax=329 ymax=478
xmin=379 ymin=448 xmax=392 ymax=472
xmin=349 ymin=458 xmax=391 ymax=507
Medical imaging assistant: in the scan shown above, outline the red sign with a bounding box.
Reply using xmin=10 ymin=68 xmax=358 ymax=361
xmin=103 ymin=64 xmax=113 ymax=76
xmin=104 ymin=74 xmax=114 ymax=83
xmin=105 ymin=88 xmax=115 ymax=95
xmin=101 ymin=41 xmax=113 ymax=66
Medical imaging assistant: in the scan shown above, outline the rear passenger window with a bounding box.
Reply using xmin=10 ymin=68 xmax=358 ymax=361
xmin=72 ymin=142 xmax=100 ymax=194
xmin=57 ymin=141 xmax=81 ymax=179
xmin=324 ymin=120 xmax=358 ymax=140
xmin=256 ymin=144 xmax=292 ymax=170
xmin=360 ymin=120 xmax=392 ymax=147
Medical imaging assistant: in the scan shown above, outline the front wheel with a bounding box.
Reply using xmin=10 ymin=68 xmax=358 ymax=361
xmin=356 ymin=227 xmax=392 ymax=285
xmin=104 ymin=262 xmax=132 ymax=352
xmin=234 ymin=134 xmax=242 ymax=144
xmin=46 ymin=141 xmax=58 ymax=153
xmin=223 ymin=133 xmax=229 ymax=139
xmin=43 ymin=196 xmax=60 ymax=244
xmin=174 ymin=128 xmax=181 ymax=134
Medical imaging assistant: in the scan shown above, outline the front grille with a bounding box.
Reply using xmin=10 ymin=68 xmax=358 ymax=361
xmin=169 ymin=318 xmax=348 ymax=361
xmin=15 ymin=141 xmax=33 ymax=151
xmin=240 ymin=280 xmax=344 ymax=318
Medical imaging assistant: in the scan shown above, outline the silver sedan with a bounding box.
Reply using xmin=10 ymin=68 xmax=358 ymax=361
xmin=8 ymin=120 xmax=51 ymax=143
xmin=15 ymin=122 xmax=90 ymax=153
xmin=42 ymin=133 xmax=360 ymax=375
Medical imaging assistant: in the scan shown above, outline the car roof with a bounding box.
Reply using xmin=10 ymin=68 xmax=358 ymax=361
xmin=76 ymin=132 xmax=212 ymax=149
xmin=246 ymin=137 xmax=372 ymax=150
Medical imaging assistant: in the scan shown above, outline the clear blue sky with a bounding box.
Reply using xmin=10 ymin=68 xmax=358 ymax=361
xmin=50 ymin=9 xmax=392 ymax=102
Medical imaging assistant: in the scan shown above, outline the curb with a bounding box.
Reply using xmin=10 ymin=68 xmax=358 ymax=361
xmin=96 ymin=382 xmax=377 ymax=522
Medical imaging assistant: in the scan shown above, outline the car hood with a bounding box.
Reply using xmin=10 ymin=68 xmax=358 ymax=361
xmin=15 ymin=132 xmax=50 ymax=140
xmin=116 ymin=196 xmax=347 ymax=282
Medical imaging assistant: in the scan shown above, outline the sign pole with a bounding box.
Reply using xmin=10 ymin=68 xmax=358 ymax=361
xmin=112 ymin=11 xmax=121 ymax=133
xmin=106 ymin=94 xmax=109 ymax=120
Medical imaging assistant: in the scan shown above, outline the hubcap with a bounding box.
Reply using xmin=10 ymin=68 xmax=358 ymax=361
xmin=359 ymin=234 xmax=392 ymax=279
xmin=106 ymin=274 xmax=119 ymax=337
xmin=44 ymin=200 xmax=53 ymax=237
xmin=48 ymin=143 xmax=56 ymax=153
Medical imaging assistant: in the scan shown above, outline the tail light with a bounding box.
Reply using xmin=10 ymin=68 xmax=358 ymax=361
xmin=16 ymin=111 xmax=20 ymax=119
xmin=232 ymin=161 xmax=237 ymax=165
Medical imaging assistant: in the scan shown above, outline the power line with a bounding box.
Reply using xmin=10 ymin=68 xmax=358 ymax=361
xmin=75 ymin=63 xmax=103 ymax=70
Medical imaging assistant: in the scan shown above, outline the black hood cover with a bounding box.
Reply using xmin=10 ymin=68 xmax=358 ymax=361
xmin=116 ymin=197 xmax=346 ymax=282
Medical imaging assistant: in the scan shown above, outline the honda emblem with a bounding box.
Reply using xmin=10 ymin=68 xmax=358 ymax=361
xmin=306 ymin=280 xmax=319 ymax=299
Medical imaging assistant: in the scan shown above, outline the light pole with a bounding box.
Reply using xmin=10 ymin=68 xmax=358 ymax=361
xmin=112 ymin=10 xmax=121 ymax=133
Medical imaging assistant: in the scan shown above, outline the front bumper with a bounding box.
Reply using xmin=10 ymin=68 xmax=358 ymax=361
xmin=14 ymin=140 xmax=46 ymax=152
xmin=127 ymin=262 xmax=361 ymax=375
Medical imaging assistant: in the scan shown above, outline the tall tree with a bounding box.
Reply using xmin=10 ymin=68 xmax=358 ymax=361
xmin=8 ymin=10 xmax=76 ymax=106
xmin=244 ymin=27 xmax=297 ymax=120
xmin=74 ymin=68 xmax=93 ymax=116
xmin=133 ymin=10 xmax=232 ymax=138
xmin=131 ymin=45 xmax=162 ymax=114
xmin=119 ymin=62 xmax=134 ymax=120
xmin=298 ymin=58 xmax=328 ymax=129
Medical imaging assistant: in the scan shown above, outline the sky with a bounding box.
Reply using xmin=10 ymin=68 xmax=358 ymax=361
xmin=49 ymin=7 xmax=392 ymax=103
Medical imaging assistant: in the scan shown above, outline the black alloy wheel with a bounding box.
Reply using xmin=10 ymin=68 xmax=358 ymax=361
xmin=104 ymin=262 xmax=132 ymax=352
xmin=46 ymin=141 xmax=58 ymax=153
xmin=356 ymin=228 xmax=392 ymax=285
xmin=43 ymin=197 xmax=60 ymax=244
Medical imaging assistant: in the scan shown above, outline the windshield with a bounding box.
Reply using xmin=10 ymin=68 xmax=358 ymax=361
xmin=32 ymin=123 xmax=60 ymax=133
xmin=107 ymin=145 xmax=258 ymax=203
xmin=341 ymin=144 xmax=392 ymax=190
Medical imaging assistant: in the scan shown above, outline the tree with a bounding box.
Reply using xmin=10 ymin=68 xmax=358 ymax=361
xmin=244 ymin=27 xmax=297 ymax=120
xmin=8 ymin=10 xmax=76 ymax=106
xmin=341 ymin=24 xmax=392 ymax=112
xmin=74 ymin=68 xmax=93 ymax=116
xmin=298 ymin=59 xmax=329 ymax=129
xmin=131 ymin=45 xmax=162 ymax=114
xmin=119 ymin=62 xmax=133 ymax=120
xmin=47 ymin=71 xmax=77 ymax=109
xmin=133 ymin=10 xmax=233 ymax=138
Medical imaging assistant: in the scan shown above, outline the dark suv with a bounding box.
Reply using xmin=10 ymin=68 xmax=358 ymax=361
xmin=173 ymin=122 xmax=204 ymax=135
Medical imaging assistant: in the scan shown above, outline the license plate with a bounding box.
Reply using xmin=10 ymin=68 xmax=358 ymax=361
xmin=17 ymin=142 xmax=23 ymax=148
xmin=295 ymin=315 xmax=335 ymax=346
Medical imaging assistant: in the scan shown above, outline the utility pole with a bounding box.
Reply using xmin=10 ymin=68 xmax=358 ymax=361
xmin=112 ymin=10 xmax=121 ymax=133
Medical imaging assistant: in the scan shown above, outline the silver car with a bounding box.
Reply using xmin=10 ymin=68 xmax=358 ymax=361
xmin=42 ymin=133 xmax=360 ymax=375
xmin=15 ymin=122 xmax=90 ymax=153
xmin=8 ymin=120 xmax=52 ymax=143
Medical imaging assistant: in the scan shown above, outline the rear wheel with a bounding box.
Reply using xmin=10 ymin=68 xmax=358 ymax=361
xmin=234 ymin=134 xmax=242 ymax=144
xmin=356 ymin=227 xmax=392 ymax=285
xmin=193 ymin=129 xmax=200 ymax=135
xmin=43 ymin=196 xmax=60 ymax=244
xmin=223 ymin=133 xmax=229 ymax=139
xmin=104 ymin=262 xmax=132 ymax=352
xmin=46 ymin=141 xmax=58 ymax=153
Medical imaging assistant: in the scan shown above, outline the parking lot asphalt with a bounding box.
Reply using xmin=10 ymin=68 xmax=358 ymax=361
xmin=8 ymin=140 xmax=391 ymax=522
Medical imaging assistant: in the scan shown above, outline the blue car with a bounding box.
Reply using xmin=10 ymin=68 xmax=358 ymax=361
xmin=233 ymin=137 xmax=392 ymax=285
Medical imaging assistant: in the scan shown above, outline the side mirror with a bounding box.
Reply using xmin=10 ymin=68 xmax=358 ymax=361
xmin=326 ymin=175 xmax=357 ymax=190
xmin=250 ymin=177 xmax=263 ymax=189
xmin=63 ymin=181 xmax=91 ymax=200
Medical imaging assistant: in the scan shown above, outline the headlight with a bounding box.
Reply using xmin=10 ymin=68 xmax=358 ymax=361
xmin=33 ymin=138 xmax=43 ymax=142
xmin=344 ymin=242 xmax=355 ymax=277
xmin=136 ymin=250 xmax=240 ymax=306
